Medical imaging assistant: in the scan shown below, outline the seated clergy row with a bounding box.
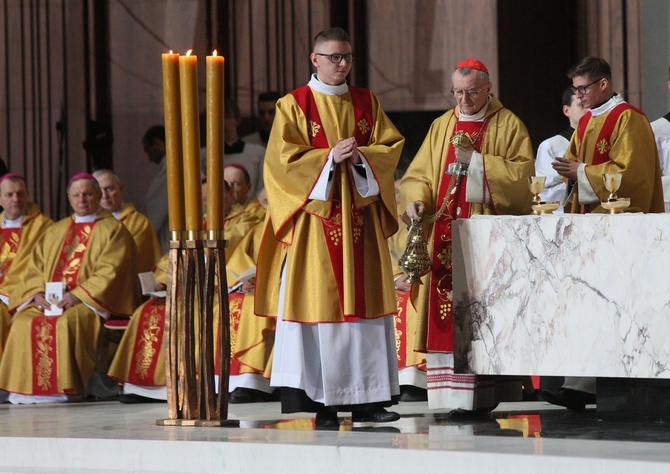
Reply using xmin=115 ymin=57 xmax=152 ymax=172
xmin=0 ymin=172 xmax=146 ymax=403
xmin=0 ymin=168 xmax=427 ymax=404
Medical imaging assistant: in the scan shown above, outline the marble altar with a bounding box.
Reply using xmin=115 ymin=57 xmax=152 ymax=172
xmin=452 ymin=213 xmax=670 ymax=379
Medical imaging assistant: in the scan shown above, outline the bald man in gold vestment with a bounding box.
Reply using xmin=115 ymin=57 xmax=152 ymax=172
xmin=0 ymin=173 xmax=139 ymax=404
xmin=0 ymin=174 xmax=53 ymax=361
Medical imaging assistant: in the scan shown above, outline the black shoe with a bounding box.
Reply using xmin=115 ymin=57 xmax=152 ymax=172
xmin=352 ymin=408 xmax=400 ymax=424
xmin=400 ymin=386 xmax=428 ymax=402
xmin=522 ymin=391 xmax=540 ymax=402
xmin=352 ymin=426 xmax=401 ymax=433
xmin=118 ymin=393 xmax=165 ymax=404
xmin=315 ymin=411 xmax=340 ymax=430
xmin=446 ymin=403 xmax=499 ymax=419
xmin=229 ymin=388 xmax=280 ymax=404
xmin=541 ymin=388 xmax=596 ymax=411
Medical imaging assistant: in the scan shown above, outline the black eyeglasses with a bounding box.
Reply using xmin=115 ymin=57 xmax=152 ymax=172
xmin=571 ymin=78 xmax=603 ymax=94
xmin=315 ymin=53 xmax=354 ymax=64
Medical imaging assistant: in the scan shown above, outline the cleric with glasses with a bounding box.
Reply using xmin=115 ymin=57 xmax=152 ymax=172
xmin=314 ymin=52 xmax=354 ymax=64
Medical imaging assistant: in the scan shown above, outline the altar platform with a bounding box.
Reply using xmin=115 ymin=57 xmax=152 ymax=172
xmin=2 ymin=399 xmax=670 ymax=473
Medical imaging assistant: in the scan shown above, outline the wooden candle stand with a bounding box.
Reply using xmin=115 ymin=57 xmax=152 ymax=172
xmin=157 ymin=237 xmax=238 ymax=427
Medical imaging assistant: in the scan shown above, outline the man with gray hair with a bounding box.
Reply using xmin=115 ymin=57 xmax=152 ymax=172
xmin=94 ymin=169 xmax=161 ymax=273
xmin=400 ymin=57 xmax=534 ymax=414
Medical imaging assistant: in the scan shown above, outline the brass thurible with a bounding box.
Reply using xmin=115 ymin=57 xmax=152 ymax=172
xmin=398 ymin=218 xmax=432 ymax=285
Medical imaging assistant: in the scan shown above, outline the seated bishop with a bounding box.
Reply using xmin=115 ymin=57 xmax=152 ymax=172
xmin=0 ymin=173 xmax=54 ymax=361
xmin=94 ymin=169 xmax=162 ymax=273
xmin=0 ymin=173 xmax=140 ymax=404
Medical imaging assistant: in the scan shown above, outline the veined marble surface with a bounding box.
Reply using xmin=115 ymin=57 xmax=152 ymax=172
xmin=452 ymin=213 xmax=670 ymax=378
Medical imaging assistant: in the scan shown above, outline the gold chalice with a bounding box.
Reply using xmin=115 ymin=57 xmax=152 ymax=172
xmin=601 ymin=173 xmax=630 ymax=214
xmin=528 ymin=176 xmax=559 ymax=215
xmin=603 ymin=173 xmax=622 ymax=201
xmin=528 ymin=176 xmax=546 ymax=214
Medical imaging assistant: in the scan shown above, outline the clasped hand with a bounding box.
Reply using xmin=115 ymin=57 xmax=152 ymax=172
xmin=332 ymin=137 xmax=361 ymax=164
xmin=34 ymin=292 xmax=80 ymax=311
xmin=454 ymin=144 xmax=473 ymax=166
xmin=552 ymin=156 xmax=579 ymax=181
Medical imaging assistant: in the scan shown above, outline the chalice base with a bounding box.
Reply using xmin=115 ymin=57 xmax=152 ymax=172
xmin=531 ymin=201 xmax=560 ymax=215
xmin=601 ymin=198 xmax=630 ymax=214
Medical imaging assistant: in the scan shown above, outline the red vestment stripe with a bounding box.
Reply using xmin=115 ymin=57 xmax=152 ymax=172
xmin=127 ymin=298 xmax=165 ymax=385
xmin=291 ymin=85 xmax=375 ymax=319
xmin=426 ymin=117 xmax=495 ymax=353
xmin=577 ymin=103 xmax=636 ymax=166
xmin=221 ymin=292 xmax=245 ymax=376
xmin=31 ymin=316 xmax=59 ymax=394
xmin=395 ymin=290 xmax=409 ymax=367
xmin=51 ymin=221 xmax=94 ymax=286
xmin=0 ymin=227 xmax=22 ymax=286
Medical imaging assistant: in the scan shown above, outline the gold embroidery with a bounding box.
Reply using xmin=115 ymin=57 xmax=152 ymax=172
xmin=323 ymin=203 xmax=344 ymax=246
xmin=596 ymin=139 xmax=610 ymax=155
xmin=352 ymin=212 xmax=364 ymax=244
xmin=357 ymin=118 xmax=370 ymax=135
xmin=394 ymin=305 xmax=403 ymax=362
xmin=308 ymin=120 xmax=321 ymax=138
xmin=35 ymin=319 xmax=55 ymax=391
xmin=328 ymin=227 xmax=342 ymax=246
xmin=228 ymin=296 xmax=243 ymax=355
xmin=437 ymin=244 xmax=452 ymax=268
xmin=0 ymin=230 xmax=20 ymax=278
xmin=53 ymin=224 xmax=92 ymax=286
xmin=133 ymin=305 xmax=162 ymax=380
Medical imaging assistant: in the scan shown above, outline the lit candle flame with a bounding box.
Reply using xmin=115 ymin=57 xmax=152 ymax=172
xmin=212 ymin=50 xmax=218 ymax=56
xmin=186 ymin=49 xmax=193 ymax=56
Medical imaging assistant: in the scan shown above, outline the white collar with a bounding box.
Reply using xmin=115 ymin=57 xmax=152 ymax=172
xmin=111 ymin=202 xmax=125 ymax=219
xmin=458 ymin=96 xmax=492 ymax=122
xmin=73 ymin=208 xmax=101 ymax=223
xmin=590 ymin=93 xmax=625 ymax=117
xmin=308 ymin=74 xmax=349 ymax=96
xmin=2 ymin=214 xmax=24 ymax=229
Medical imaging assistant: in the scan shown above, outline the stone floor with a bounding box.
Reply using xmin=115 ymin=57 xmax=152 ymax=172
xmin=1 ymin=398 xmax=670 ymax=473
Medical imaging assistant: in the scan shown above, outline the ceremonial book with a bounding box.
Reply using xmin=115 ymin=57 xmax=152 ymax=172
xmin=138 ymin=272 xmax=167 ymax=298
xmin=44 ymin=282 xmax=66 ymax=316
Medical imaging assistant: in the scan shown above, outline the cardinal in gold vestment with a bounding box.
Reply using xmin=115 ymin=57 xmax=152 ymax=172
xmin=400 ymin=58 xmax=534 ymax=411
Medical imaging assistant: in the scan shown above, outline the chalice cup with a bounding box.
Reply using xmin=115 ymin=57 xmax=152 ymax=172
xmin=603 ymin=173 xmax=622 ymax=201
xmin=528 ymin=176 xmax=546 ymax=214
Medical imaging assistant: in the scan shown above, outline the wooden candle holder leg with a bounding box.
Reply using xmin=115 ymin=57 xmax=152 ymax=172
xmin=158 ymin=238 xmax=238 ymax=427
